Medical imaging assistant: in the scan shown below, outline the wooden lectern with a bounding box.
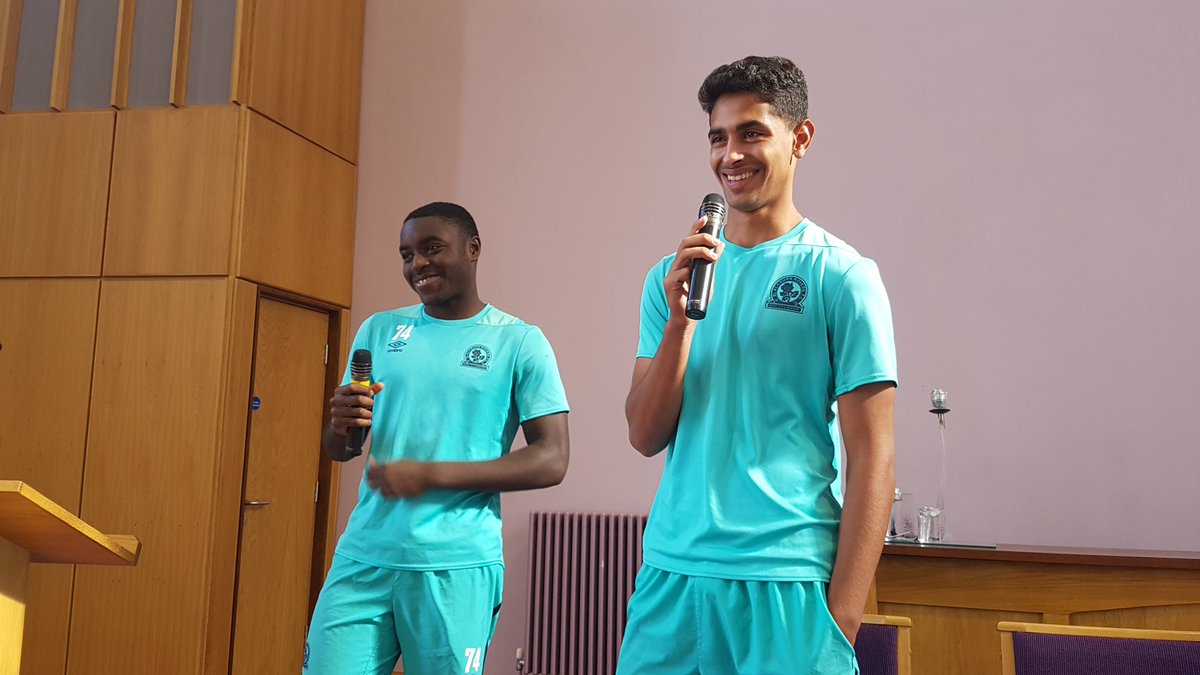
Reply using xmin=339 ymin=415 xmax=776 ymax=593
xmin=0 ymin=481 xmax=140 ymax=675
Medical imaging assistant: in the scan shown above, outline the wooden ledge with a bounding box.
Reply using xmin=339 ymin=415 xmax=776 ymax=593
xmin=0 ymin=481 xmax=140 ymax=565
xmin=884 ymin=542 xmax=1200 ymax=571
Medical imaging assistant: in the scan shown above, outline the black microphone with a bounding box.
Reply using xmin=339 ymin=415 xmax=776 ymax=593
xmin=345 ymin=349 xmax=373 ymax=458
xmin=685 ymin=193 xmax=727 ymax=320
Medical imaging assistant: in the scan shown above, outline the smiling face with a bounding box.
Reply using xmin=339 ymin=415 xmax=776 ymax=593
xmin=399 ymin=216 xmax=480 ymax=315
xmin=708 ymin=92 xmax=812 ymax=216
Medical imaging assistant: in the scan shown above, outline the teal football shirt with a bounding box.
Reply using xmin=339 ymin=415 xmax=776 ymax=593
xmin=636 ymin=219 xmax=897 ymax=581
xmin=336 ymin=304 xmax=569 ymax=570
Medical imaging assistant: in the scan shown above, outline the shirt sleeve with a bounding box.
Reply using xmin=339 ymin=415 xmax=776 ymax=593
xmin=827 ymin=258 xmax=899 ymax=396
xmin=636 ymin=258 xmax=671 ymax=359
xmin=515 ymin=327 xmax=570 ymax=423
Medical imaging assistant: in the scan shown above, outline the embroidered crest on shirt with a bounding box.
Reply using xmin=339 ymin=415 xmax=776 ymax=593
xmin=765 ymin=275 xmax=807 ymax=314
xmin=461 ymin=344 xmax=492 ymax=370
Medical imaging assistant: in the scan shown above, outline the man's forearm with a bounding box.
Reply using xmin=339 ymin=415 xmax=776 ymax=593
xmin=827 ymin=449 xmax=894 ymax=642
xmin=428 ymin=441 xmax=568 ymax=492
xmin=625 ymin=322 xmax=694 ymax=456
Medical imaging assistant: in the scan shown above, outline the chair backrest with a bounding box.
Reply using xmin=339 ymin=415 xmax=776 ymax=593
xmin=998 ymin=621 xmax=1200 ymax=675
xmin=856 ymin=614 xmax=913 ymax=675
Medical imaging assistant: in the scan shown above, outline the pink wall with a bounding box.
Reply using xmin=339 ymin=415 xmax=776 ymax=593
xmin=346 ymin=2 xmax=1200 ymax=671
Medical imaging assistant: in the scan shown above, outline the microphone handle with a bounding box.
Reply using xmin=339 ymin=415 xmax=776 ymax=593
xmin=344 ymin=375 xmax=371 ymax=457
xmin=345 ymin=426 xmax=367 ymax=458
xmin=685 ymin=218 xmax=720 ymax=320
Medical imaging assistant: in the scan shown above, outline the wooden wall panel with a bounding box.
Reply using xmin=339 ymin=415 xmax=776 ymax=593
xmin=201 ymin=278 xmax=256 ymax=675
xmin=242 ymin=0 xmax=363 ymax=161
xmin=109 ymin=0 xmax=134 ymax=109
xmin=0 ymin=0 xmax=24 ymax=112
xmin=0 ymin=278 xmax=98 ymax=518
xmin=169 ymin=0 xmax=192 ymax=106
xmin=48 ymin=0 xmax=77 ymax=111
xmin=67 ymin=278 xmax=231 ymax=675
xmin=1072 ymin=603 xmax=1200 ymax=631
xmin=878 ymin=602 xmax=1038 ymax=675
xmin=0 ymin=278 xmax=100 ymax=675
xmin=104 ymin=105 xmax=240 ymax=277
xmin=17 ymin=567 xmax=71 ymax=675
xmin=0 ymin=112 xmax=113 ymax=277
xmin=238 ymin=110 xmax=355 ymax=307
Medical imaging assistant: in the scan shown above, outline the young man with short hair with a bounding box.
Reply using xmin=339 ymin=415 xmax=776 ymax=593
xmin=620 ymin=56 xmax=897 ymax=674
xmin=305 ymin=202 xmax=571 ymax=675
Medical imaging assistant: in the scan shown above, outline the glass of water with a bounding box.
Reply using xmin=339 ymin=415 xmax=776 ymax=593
xmin=918 ymin=506 xmax=943 ymax=543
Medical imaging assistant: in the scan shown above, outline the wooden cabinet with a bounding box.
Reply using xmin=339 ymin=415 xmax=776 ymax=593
xmin=875 ymin=543 xmax=1200 ymax=675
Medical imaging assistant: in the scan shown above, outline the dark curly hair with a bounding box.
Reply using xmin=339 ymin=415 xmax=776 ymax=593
xmin=404 ymin=201 xmax=479 ymax=239
xmin=698 ymin=56 xmax=808 ymax=125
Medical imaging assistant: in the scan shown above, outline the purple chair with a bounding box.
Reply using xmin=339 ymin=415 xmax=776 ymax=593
xmin=998 ymin=621 xmax=1200 ymax=675
xmin=855 ymin=614 xmax=913 ymax=675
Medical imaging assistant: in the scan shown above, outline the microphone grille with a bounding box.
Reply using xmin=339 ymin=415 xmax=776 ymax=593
xmin=349 ymin=349 xmax=372 ymax=381
xmin=698 ymin=193 xmax=727 ymax=223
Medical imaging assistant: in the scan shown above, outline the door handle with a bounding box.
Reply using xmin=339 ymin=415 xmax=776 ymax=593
xmin=243 ymin=500 xmax=271 ymax=507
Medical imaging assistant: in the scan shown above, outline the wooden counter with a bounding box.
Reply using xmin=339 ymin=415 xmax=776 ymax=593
xmin=873 ymin=542 xmax=1200 ymax=674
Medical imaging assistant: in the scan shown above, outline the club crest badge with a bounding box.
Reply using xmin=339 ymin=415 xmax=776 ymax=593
xmin=766 ymin=275 xmax=807 ymax=314
xmin=461 ymin=344 xmax=492 ymax=370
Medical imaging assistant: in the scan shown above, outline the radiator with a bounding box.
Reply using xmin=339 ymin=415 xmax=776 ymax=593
xmin=522 ymin=512 xmax=649 ymax=675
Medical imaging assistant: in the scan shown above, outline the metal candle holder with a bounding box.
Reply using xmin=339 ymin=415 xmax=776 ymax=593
xmin=924 ymin=388 xmax=950 ymax=542
xmin=930 ymin=388 xmax=949 ymax=420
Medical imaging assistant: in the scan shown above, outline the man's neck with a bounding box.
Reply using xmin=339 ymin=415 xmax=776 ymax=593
xmin=424 ymin=295 xmax=486 ymax=320
xmin=724 ymin=201 xmax=804 ymax=248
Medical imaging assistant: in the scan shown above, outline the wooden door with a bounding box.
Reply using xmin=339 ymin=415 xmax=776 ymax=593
xmin=230 ymin=296 xmax=329 ymax=674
